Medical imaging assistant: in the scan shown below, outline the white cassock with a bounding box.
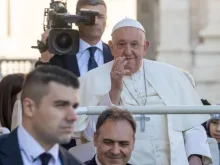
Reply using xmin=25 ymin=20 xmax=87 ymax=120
xmin=74 ymin=59 xmax=212 ymax=165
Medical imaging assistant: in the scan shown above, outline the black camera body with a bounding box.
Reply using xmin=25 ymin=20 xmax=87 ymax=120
xmin=47 ymin=8 xmax=99 ymax=55
xmin=34 ymin=0 xmax=99 ymax=55
xmin=48 ymin=28 xmax=79 ymax=55
xmin=43 ymin=0 xmax=71 ymax=31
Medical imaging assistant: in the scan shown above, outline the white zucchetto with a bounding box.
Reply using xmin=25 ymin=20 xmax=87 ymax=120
xmin=111 ymin=18 xmax=146 ymax=35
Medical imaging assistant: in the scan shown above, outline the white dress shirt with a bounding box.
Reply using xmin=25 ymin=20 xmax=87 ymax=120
xmin=0 ymin=127 xmax=10 ymax=135
xmin=76 ymin=39 xmax=104 ymax=76
xmin=17 ymin=125 xmax=62 ymax=165
xmin=95 ymin=155 xmax=102 ymax=165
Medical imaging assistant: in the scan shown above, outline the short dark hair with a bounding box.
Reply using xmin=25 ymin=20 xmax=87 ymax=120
xmin=0 ymin=73 xmax=24 ymax=130
xmin=96 ymin=107 xmax=136 ymax=135
xmin=21 ymin=66 xmax=79 ymax=106
xmin=76 ymin=0 xmax=106 ymax=14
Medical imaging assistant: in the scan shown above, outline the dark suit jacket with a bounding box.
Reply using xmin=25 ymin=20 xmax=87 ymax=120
xmin=0 ymin=129 xmax=85 ymax=165
xmin=35 ymin=42 xmax=113 ymax=77
xmin=85 ymin=155 xmax=132 ymax=165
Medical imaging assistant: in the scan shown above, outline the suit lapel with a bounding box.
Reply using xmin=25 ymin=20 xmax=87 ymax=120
xmin=0 ymin=128 xmax=24 ymax=165
xmin=59 ymin=147 xmax=68 ymax=165
xmin=64 ymin=55 xmax=80 ymax=77
xmin=84 ymin=155 xmax=97 ymax=165
xmin=103 ymin=43 xmax=113 ymax=63
xmin=89 ymin=156 xmax=97 ymax=165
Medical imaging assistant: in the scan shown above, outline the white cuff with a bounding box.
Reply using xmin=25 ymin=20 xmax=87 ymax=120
xmin=98 ymin=93 xmax=122 ymax=106
xmin=184 ymin=125 xmax=212 ymax=164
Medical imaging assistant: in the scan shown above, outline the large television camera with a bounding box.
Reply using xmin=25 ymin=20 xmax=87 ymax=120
xmin=32 ymin=0 xmax=99 ymax=55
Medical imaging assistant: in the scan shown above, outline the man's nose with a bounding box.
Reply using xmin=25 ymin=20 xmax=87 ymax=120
xmin=123 ymin=44 xmax=132 ymax=55
xmin=111 ymin=143 xmax=121 ymax=155
xmin=216 ymin=123 xmax=220 ymax=131
xmin=94 ymin=16 xmax=99 ymax=24
xmin=66 ymin=108 xmax=78 ymax=122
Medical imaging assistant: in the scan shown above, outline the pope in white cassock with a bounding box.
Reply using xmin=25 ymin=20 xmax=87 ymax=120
xmin=74 ymin=18 xmax=212 ymax=165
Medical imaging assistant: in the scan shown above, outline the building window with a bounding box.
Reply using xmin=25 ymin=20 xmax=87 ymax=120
xmin=0 ymin=0 xmax=11 ymax=37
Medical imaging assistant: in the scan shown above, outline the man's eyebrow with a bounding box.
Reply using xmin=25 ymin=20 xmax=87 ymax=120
xmin=54 ymin=100 xmax=75 ymax=107
xmin=98 ymin=13 xmax=106 ymax=17
xmin=117 ymin=40 xmax=126 ymax=42
xmin=103 ymin=138 xmax=130 ymax=143
xmin=53 ymin=100 xmax=79 ymax=108
xmin=116 ymin=40 xmax=140 ymax=43
xmin=54 ymin=100 xmax=70 ymax=104
xmin=211 ymin=119 xmax=219 ymax=122
xmin=131 ymin=40 xmax=139 ymax=43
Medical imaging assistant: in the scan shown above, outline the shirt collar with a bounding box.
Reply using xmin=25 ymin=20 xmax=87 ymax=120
xmin=17 ymin=125 xmax=60 ymax=163
xmin=95 ymin=154 xmax=102 ymax=165
xmin=79 ymin=39 xmax=103 ymax=53
xmin=0 ymin=127 xmax=10 ymax=134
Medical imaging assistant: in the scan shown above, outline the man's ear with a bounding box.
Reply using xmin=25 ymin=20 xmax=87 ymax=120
xmin=108 ymin=40 xmax=114 ymax=55
xmin=108 ymin=40 xmax=113 ymax=49
xmin=131 ymin=136 xmax=135 ymax=151
xmin=144 ymin=40 xmax=150 ymax=53
xmin=22 ymin=98 xmax=37 ymax=118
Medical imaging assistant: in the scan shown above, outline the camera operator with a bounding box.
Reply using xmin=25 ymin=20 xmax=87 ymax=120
xmin=35 ymin=0 xmax=113 ymax=77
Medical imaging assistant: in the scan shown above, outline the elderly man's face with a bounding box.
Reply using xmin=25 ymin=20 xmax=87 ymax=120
xmin=109 ymin=27 xmax=149 ymax=74
xmin=210 ymin=119 xmax=220 ymax=143
xmin=94 ymin=120 xmax=134 ymax=165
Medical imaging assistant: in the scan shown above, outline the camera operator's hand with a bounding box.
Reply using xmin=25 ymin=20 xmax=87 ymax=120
xmin=41 ymin=29 xmax=49 ymax=44
xmin=40 ymin=30 xmax=54 ymax=62
xmin=40 ymin=50 xmax=54 ymax=63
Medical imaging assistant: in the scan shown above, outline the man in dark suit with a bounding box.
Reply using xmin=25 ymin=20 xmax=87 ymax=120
xmin=35 ymin=0 xmax=113 ymax=77
xmin=35 ymin=0 xmax=113 ymax=150
xmin=84 ymin=107 xmax=135 ymax=165
xmin=0 ymin=66 xmax=85 ymax=165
